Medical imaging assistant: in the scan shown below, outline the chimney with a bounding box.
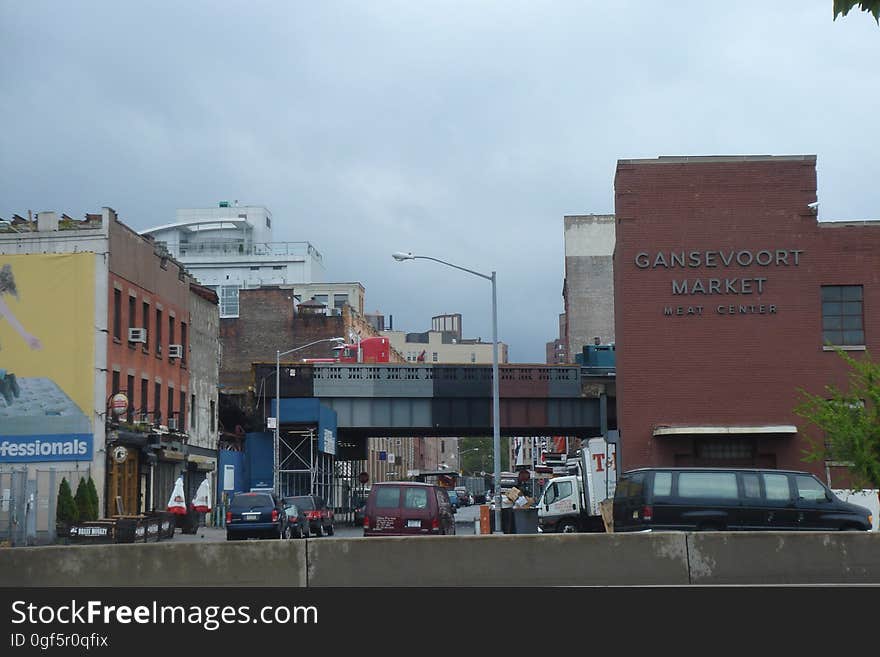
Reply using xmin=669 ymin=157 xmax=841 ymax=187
xmin=36 ymin=211 xmax=58 ymax=232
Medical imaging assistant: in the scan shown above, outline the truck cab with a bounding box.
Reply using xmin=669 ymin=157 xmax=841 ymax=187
xmin=537 ymin=437 xmax=617 ymax=533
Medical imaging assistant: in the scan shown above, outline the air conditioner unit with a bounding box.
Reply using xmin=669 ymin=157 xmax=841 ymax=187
xmin=128 ymin=328 xmax=147 ymax=343
xmin=167 ymin=417 xmax=179 ymax=431
xmin=168 ymin=344 xmax=184 ymax=359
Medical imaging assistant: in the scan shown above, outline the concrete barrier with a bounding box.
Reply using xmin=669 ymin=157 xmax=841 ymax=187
xmin=3 ymin=532 xmax=880 ymax=586
xmin=306 ymin=533 xmax=690 ymax=586
xmin=0 ymin=540 xmax=308 ymax=587
xmin=687 ymin=531 xmax=880 ymax=585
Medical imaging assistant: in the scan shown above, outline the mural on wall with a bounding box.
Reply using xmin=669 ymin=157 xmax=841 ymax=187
xmin=0 ymin=254 xmax=95 ymax=462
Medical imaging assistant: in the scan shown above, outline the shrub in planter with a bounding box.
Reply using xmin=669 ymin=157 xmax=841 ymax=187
xmin=74 ymin=477 xmax=93 ymax=522
xmin=56 ymin=477 xmax=78 ymax=541
xmin=86 ymin=476 xmax=100 ymax=520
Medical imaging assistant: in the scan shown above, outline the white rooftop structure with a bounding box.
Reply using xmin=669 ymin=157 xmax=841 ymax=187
xmin=141 ymin=202 xmax=326 ymax=317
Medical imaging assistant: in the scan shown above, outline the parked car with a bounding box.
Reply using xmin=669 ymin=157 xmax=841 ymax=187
xmin=363 ymin=481 xmax=456 ymax=536
xmin=282 ymin=501 xmax=310 ymax=538
xmin=613 ymin=467 xmax=873 ymax=532
xmin=447 ymin=490 xmax=460 ymax=509
xmin=352 ymin=491 xmax=370 ymax=527
xmin=285 ymin=495 xmax=334 ymax=536
xmin=226 ymin=491 xmax=286 ymax=540
xmin=454 ymin=487 xmax=471 ymax=506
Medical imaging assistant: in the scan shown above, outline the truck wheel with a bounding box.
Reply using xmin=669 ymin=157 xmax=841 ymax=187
xmin=559 ymin=522 xmax=577 ymax=534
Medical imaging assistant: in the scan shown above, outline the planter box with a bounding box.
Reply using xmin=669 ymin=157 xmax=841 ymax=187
xmin=113 ymin=516 xmax=145 ymax=544
xmin=68 ymin=521 xmax=115 ymax=545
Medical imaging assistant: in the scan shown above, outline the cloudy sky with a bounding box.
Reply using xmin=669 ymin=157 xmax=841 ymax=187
xmin=2 ymin=1 xmax=878 ymax=362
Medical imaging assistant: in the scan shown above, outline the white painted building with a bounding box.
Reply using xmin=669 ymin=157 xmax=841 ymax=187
xmin=140 ymin=203 xmax=326 ymax=317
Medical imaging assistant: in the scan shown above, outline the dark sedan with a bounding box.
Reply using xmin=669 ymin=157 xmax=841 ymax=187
xmin=226 ymin=491 xmax=286 ymax=540
xmin=282 ymin=502 xmax=309 ymax=538
xmin=284 ymin=495 xmax=334 ymax=536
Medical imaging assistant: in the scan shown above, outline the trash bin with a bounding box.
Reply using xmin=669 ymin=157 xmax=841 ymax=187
xmin=175 ymin=507 xmax=199 ymax=535
xmin=488 ymin=507 xmax=516 ymax=534
xmin=512 ymin=508 xmax=539 ymax=534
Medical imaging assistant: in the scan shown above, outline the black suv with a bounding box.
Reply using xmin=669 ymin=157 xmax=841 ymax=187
xmin=284 ymin=495 xmax=334 ymax=536
xmin=613 ymin=467 xmax=873 ymax=532
xmin=226 ymin=491 xmax=287 ymax=540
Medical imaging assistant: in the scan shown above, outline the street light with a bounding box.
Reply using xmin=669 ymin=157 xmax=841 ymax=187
xmin=274 ymin=337 xmax=345 ymax=495
xmin=392 ymin=251 xmax=503 ymax=534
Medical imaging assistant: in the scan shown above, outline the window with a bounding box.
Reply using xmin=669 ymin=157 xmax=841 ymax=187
xmin=314 ymin=294 xmax=328 ymax=308
xmin=179 ymin=391 xmax=186 ymax=430
xmin=544 ymin=480 xmax=572 ymax=505
xmin=375 ymin=486 xmax=401 ymax=508
xmin=167 ymin=387 xmax=174 ymax=425
xmin=795 ymin=475 xmax=827 ymax=502
xmin=128 ymin=296 xmax=136 ymax=331
xmin=220 ymin=286 xmax=239 ymax=318
xmin=210 ymin=400 xmax=216 ymax=432
xmin=142 ymin=301 xmax=150 ymax=351
xmin=403 ymin=487 xmax=429 ymax=509
xmin=190 ymin=394 xmax=196 ymax=429
xmin=653 ymin=472 xmax=672 ymax=496
xmin=616 ymin=473 xmax=645 ymax=501
xmin=432 ymin=352 xmax=438 ymax=362
xmin=471 ymin=353 xmax=476 ymax=363
xmin=140 ymin=378 xmax=148 ymax=421
xmin=742 ymin=473 xmax=761 ymax=499
xmin=155 ymin=308 xmax=163 ymax=355
xmin=678 ymin=472 xmax=738 ymax=499
xmin=822 ymin=285 xmax=864 ymax=346
xmin=762 ymin=474 xmax=791 ymax=501
xmin=333 ymin=294 xmax=348 ymax=311
xmin=112 ymin=370 xmax=120 ymax=395
xmin=113 ymin=289 xmax=121 ymax=340
xmin=127 ymin=375 xmax=134 ymax=423
xmin=168 ymin=315 xmax=175 ymax=349
xmin=154 ymin=382 xmax=162 ymax=423
xmin=180 ymin=323 xmax=187 ymax=366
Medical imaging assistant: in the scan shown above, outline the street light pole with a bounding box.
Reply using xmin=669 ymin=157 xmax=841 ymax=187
xmin=274 ymin=337 xmax=345 ymax=495
xmin=392 ymin=251 xmax=504 ymax=534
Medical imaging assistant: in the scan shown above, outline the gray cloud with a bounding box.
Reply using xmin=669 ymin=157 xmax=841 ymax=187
xmin=2 ymin=1 xmax=878 ymax=361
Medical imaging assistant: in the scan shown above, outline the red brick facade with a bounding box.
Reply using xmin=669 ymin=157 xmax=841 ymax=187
xmin=613 ymin=155 xmax=880 ymax=484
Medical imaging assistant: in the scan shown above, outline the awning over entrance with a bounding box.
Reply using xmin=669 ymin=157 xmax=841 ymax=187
xmin=652 ymin=425 xmax=797 ymax=437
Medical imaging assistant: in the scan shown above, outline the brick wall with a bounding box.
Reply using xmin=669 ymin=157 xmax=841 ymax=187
xmin=220 ymin=288 xmax=405 ymax=393
xmin=613 ymin=156 xmax=880 ymax=479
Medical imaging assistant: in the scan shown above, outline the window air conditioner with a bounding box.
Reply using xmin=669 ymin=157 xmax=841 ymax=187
xmin=168 ymin=344 xmax=184 ymax=359
xmin=128 ymin=328 xmax=147 ymax=343
xmin=167 ymin=417 xmax=179 ymax=431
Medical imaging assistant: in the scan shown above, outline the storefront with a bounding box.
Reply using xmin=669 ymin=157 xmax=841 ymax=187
xmin=613 ymin=155 xmax=880 ymax=483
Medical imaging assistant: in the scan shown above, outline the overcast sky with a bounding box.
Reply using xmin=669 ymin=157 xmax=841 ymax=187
xmin=2 ymin=2 xmax=878 ymax=362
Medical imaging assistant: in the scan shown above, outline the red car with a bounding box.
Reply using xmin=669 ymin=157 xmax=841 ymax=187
xmin=284 ymin=495 xmax=334 ymax=536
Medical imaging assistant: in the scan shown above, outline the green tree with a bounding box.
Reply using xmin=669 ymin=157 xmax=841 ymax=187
xmin=795 ymin=348 xmax=880 ymax=489
xmin=86 ymin=476 xmax=100 ymax=520
xmin=834 ymin=0 xmax=880 ymax=23
xmin=56 ymin=477 xmax=78 ymax=525
xmin=74 ymin=477 xmax=93 ymax=521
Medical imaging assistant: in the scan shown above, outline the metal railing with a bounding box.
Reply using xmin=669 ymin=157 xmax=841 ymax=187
xmin=167 ymin=240 xmax=323 ymax=263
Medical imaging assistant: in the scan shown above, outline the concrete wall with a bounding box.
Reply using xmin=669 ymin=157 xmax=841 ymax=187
xmin=4 ymin=532 xmax=880 ymax=587
xmin=188 ymin=285 xmax=220 ymax=450
xmin=563 ymin=215 xmax=616 ymax=361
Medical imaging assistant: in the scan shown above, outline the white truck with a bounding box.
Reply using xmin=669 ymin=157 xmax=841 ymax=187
xmin=537 ymin=437 xmax=617 ymax=533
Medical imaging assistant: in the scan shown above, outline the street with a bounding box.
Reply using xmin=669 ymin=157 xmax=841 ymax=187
xmin=174 ymin=502 xmax=484 ymax=542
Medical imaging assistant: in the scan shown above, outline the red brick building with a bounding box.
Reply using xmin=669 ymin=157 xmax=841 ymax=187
xmin=613 ymin=155 xmax=880 ymax=485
